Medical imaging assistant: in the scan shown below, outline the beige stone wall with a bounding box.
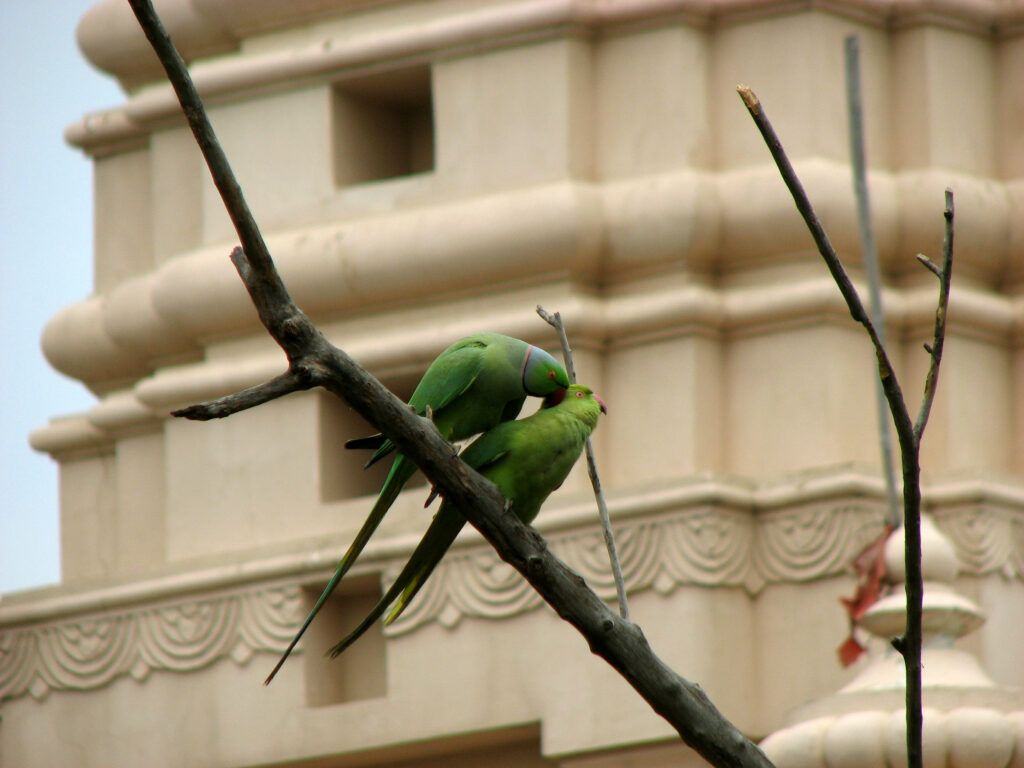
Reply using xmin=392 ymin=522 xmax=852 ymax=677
xmin=4 ymin=1 xmax=1024 ymax=766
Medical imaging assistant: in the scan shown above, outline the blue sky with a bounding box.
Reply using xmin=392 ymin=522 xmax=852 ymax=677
xmin=0 ymin=2 xmax=123 ymax=593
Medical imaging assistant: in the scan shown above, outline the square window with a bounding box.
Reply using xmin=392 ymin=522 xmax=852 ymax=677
xmin=302 ymin=574 xmax=386 ymax=706
xmin=332 ymin=65 xmax=435 ymax=187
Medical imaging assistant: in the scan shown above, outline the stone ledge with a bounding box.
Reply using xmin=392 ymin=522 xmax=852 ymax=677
xmin=72 ymin=0 xmax=1020 ymax=97
xmin=31 ymin=268 xmax=1021 ymax=456
xmin=38 ymin=165 xmax=1018 ymax=396
xmin=4 ymin=471 xmax=1022 ymax=701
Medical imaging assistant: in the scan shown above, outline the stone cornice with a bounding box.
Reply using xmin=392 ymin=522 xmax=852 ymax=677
xmin=32 ymin=271 xmax=1021 ymax=455
xmin=73 ymin=0 xmax=1023 ymax=100
xmin=2 ymin=473 xmax=1022 ymax=700
xmin=36 ymin=164 xmax=1019 ymax=404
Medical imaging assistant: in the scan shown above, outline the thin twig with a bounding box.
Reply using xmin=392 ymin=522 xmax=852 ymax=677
xmin=736 ymin=84 xmax=919 ymax=472
xmin=900 ymin=192 xmax=954 ymax=768
xmin=537 ymin=305 xmax=630 ymax=621
xmin=845 ymin=35 xmax=901 ymax=528
xmin=125 ymin=3 xmax=774 ymax=763
xmin=172 ymin=368 xmax=312 ymax=420
xmin=735 ymin=87 xmax=912 ymax=440
xmin=913 ymin=190 xmax=954 ymax=441
xmin=915 ymin=253 xmax=942 ymax=278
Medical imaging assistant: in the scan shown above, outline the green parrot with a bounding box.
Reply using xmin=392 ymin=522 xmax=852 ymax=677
xmin=265 ymin=333 xmax=569 ymax=684
xmin=326 ymin=383 xmax=606 ymax=659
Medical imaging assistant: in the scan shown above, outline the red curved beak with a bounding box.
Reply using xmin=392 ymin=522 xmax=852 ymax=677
xmin=595 ymin=394 xmax=607 ymax=414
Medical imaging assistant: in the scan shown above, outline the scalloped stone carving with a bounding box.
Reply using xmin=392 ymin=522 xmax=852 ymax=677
xmin=387 ymin=502 xmax=886 ymax=636
xmin=3 ymin=503 xmax=1021 ymax=699
xmin=932 ymin=507 xmax=1024 ymax=579
xmin=0 ymin=585 xmax=300 ymax=701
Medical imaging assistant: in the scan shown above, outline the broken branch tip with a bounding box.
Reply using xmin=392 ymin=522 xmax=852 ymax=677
xmin=736 ymin=85 xmax=759 ymax=110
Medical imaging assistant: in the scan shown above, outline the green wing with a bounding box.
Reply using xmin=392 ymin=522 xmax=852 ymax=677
xmin=408 ymin=339 xmax=489 ymax=412
xmin=351 ymin=340 xmax=488 ymax=467
xmin=458 ymin=422 xmax=515 ymax=473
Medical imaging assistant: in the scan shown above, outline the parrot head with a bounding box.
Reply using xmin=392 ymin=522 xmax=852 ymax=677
xmin=522 ymin=345 xmax=570 ymax=396
xmin=543 ymin=383 xmax=607 ymax=418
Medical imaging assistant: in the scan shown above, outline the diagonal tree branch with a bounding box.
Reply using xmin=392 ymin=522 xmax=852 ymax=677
xmin=126 ymin=0 xmax=302 ymax=354
xmin=735 ymin=87 xmax=915 ymax=445
xmin=126 ymin=1 xmax=774 ymax=764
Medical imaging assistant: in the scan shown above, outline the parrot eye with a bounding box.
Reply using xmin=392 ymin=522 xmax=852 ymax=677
xmin=548 ymin=370 xmax=556 ymax=380
xmin=575 ymin=390 xmax=584 ymax=398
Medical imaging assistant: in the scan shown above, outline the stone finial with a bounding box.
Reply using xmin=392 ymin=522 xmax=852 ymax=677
xmin=761 ymin=514 xmax=1024 ymax=768
xmin=858 ymin=514 xmax=985 ymax=641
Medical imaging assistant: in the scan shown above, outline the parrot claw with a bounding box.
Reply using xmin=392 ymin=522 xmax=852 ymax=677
xmin=424 ymin=404 xmax=434 ymax=422
xmin=503 ymin=499 xmax=514 ymax=514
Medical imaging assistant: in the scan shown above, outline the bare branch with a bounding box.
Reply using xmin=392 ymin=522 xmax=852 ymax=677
xmin=536 ymin=305 xmax=630 ymax=621
xmin=737 ymin=84 xmax=956 ymax=768
xmin=535 ymin=305 xmax=578 ymax=381
xmin=913 ymin=190 xmax=954 ymax=441
xmin=736 ymin=87 xmax=918 ymax=454
xmin=915 ymin=253 xmax=942 ymax=279
xmin=125 ymin=3 xmax=301 ymax=354
xmin=126 ymin=1 xmax=773 ymax=763
xmin=736 ymin=87 xmax=917 ymax=444
xmin=171 ymin=370 xmax=313 ymax=420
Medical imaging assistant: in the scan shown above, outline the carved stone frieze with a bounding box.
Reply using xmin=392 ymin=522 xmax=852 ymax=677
xmin=3 ymin=501 xmax=1021 ymax=700
xmin=932 ymin=506 xmax=1024 ymax=579
xmin=0 ymin=585 xmax=300 ymax=702
xmin=387 ymin=502 xmax=887 ymax=635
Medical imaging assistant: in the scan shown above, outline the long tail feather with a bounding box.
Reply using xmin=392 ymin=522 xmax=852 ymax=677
xmin=344 ymin=434 xmax=397 ymax=469
xmin=264 ymin=562 xmax=344 ymax=685
xmin=383 ymin=515 xmax=462 ymax=626
xmin=326 ymin=559 xmax=419 ymax=659
xmin=344 ymin=434 xmax=386 ymax=451
xmin=264 ymin=455 xmax=416 ymax=684
xmin=328 ymin=508 xmax=466 ymax=658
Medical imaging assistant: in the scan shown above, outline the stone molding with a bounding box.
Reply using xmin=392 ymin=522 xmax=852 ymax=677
xmin=34 ymin=166 xmax=1021 ymax=443
xmin=0 ymin=584 xmax=298 ymax=702
xmin=386 ymin=500 xmax=885 ymax=635
xmin=932 ymin=506 xmax=1024 ymax=579
xmin=72 ymin=0 xmax=1024 ymax=99
xmin=3 ymin=476 xmax=1022 ymax=701
xmin=33 ymin=267 xmax=1022 ymax=455
xmin=41 ymin=169 xmax=1018 ymax=377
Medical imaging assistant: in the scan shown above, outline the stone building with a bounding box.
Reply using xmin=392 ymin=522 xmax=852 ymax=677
xmin=3 ymin=0 xmax=1023 ymax=766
